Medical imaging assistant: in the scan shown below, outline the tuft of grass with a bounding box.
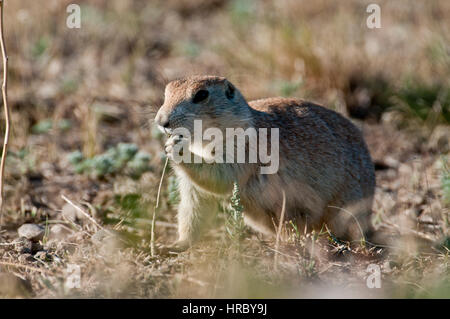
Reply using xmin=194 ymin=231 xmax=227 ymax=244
xmin=6 ymin=148 xmax=36 ymax=175
xmin=394 ymin=80 xmax=450 ymax=127
xmin=114 ymin=193 xmax=145 ymax=219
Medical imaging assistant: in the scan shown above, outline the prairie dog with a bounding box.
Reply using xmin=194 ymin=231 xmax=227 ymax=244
xmin=155 ymin=75 xmax=375 ymax=251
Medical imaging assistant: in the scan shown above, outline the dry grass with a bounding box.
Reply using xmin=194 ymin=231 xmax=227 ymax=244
xmin=0 ymin=0 xmax=448 ymax=298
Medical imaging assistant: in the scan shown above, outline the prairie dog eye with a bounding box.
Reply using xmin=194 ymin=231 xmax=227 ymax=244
xmin=192 ymin=90 xmax=209 ymax=103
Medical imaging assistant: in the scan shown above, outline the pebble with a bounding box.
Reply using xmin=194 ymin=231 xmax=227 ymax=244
xmin=61 ymin=203 xmax=78 ymax=222
xmin=418 ymin=214 xmax=433 ymax=223
xmin=383 ymin=156 xmax=399 ymax=168
xmin=49 ymin=224 xmax=72 ymax=240
xmin=17 ymin=224 xmax=45 ymax=242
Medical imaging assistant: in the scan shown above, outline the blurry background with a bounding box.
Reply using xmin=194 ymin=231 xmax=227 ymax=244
xmin=0 ymin=0 xmax=448 ymax=298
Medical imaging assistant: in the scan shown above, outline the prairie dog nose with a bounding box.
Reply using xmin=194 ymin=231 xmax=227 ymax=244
xmin=155 ymin=112 xmax=169 ymax=128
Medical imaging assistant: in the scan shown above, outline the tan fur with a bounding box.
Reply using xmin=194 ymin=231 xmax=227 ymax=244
xmin=155 ymin=75 xmax=376 ymax=250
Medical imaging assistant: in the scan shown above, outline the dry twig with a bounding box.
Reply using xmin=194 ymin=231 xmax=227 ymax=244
xmin=0 ymin=261 xmax=50 ymax=274
xmin=61 ymin=194 xmax=111 ymax=234
xmin=0 ymin=0 xmax=10 ymax=227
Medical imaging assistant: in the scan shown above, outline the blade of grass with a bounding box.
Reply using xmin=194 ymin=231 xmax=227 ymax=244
xmin=274 ymin=190 xmax=286 ymax=271
xmin=151 ymin=157 xmax=169 ymax=257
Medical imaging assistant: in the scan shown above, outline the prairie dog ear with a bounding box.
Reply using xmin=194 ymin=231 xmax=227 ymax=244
xmin=225 ymin=81 xmax=235 ymax=100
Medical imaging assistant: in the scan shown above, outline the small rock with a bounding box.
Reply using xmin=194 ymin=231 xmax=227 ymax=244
xmin=0 ymin=273 xmax=32 ymax=297
xmin=384 ymin=156 xmax=399 ymax=168
xmin=49 ymin=224 xmax=72 ymax=240
xmin=419 ymin=214 xmax=433 ymax=223
xmin=17 ymin=224 xmax=45 ymax=242
xmin=61 ymin=203 xmax=77 ymax=222
xmin=18 ymin=253 xmax=34 ymax=263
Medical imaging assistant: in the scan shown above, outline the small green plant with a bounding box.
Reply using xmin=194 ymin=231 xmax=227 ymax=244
xmin=395 ymin=81 xmax=450 ymax=126
xmin=298 ymin=256 xmax=317 ymax=278
xmin=102 ymin=193 xmax=154 ymax=246
xmin=288 ymin=220 xmax=300 ymax=243
xmin=114 ymin=193 xmax=146 ymax=219
xmin=31 ymin=118 xmax=72 ymax=134
xmin=225 ymin=182 xmax=246 ymax=244
xmin=31 ymin=119 xmax=52 ymax=134
xmin=6 ymin=148 xmax=36 ymax=175
xmin=68 ymin=143 xmax=151 ymax=179
xmin=31 ymin=36 xmax=50 ymax=58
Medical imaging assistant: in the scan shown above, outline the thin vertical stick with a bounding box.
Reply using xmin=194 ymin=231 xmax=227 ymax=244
xmin=274 ymin=190 xmax=286 ymax=271
xmin=150 ymin=157 xmax=169 ymax=257
xmin=0 ymin=0 xmax=10 ymax=228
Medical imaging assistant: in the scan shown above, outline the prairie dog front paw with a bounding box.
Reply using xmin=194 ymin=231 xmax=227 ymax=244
xmin=164 ymin=135 xmax=190 ymax=161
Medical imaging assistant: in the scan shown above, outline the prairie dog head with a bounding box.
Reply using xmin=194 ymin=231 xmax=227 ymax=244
xmin=155 ymin=75 xmax=252 ymax=135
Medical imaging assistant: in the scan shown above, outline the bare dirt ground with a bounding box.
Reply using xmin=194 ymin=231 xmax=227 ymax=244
xmin=0 ymin=0 xmax=448 ymax=298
